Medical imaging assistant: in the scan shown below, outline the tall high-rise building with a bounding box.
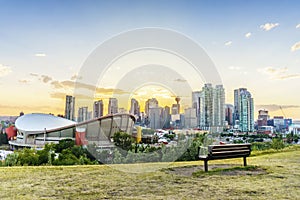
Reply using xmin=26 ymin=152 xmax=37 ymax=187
xmin=93 ymin=100 xmax=104 ymax=118
xmin=145 ymin=98 xmax=158 ymax=115
xmin=192 ymin=91 xmax=202 ymax=127
xmin=257 ymin=109 xmax=269 ymax=127
xmin=162 ymin=106 xmax=171 ymax=129
xmin=129 ymin=98 xmax=140 ymax=117
xmin=148 ymin=107 xmax=163 ymax=129
xmin=213 ymin=85 xmax=225 ymax=127
xmin=65 ymin=95 xmax=75 ymax=121
xmin=78 ymin=106 xmax=88 ymax=122
xmin=234 ymin=88 xmax=254 ymax=132
xmin=199 ymin=83 xmax=214 ymax=129
xmin=225 ymin=104 xmax=234 ymax=126
xmin=108 ymin=98 xmax=118 ymax=115
xmin=184 ymin=107 xmax=197 ymax=128
xmin=195 ymin=84 xmax=225 ymax=131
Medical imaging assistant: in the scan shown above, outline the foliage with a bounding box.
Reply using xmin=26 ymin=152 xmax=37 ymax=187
xmin=270 ymin=138 xmax=285 ymax=150
xmin=54 ymin=139 xmax=75 ymax=153
xmin=4 ymin=139 xmax=94 ymax=166
xmin=251 ymin=142 xmax=272 ymax=151
xmin=4 ymin=153 xmax=18 ymax=166
xmin=17 ymin=148 xmax=39 ymax=166
xmin=0 ymin=133 xmax=8 ymax=145
xmin=113 ymin=132 xmax=134 ymax=152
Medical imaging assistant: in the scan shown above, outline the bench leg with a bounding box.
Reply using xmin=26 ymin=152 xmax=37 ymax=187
xmin=243 ymin=157 xmax=247 ymax=166
xmin=204 ymin=160 xmax=208 ymax=172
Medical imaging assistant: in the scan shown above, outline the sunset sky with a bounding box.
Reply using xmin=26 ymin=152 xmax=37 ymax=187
xmin=0 ymin=0 xmax=300 ymax=119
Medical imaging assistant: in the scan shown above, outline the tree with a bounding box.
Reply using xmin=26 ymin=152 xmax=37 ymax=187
xmin=17 ymin=148 xmax=39 ymax=166
xmin=112 ymin=132 xmax=134 ymax=152
xmin=54 ymin=139 xmax=75 ymax=153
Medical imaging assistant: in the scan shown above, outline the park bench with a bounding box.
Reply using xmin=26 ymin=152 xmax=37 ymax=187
xmin=198 ymin=143 xmax=251 ymax=172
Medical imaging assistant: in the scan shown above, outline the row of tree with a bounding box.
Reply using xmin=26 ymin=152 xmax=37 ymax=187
xmin=3 ymin=139 xmax=96 ymax=166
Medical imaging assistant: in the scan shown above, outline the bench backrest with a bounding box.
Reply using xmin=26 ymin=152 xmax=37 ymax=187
xmin=207 ymin=143 xmax=251 ymax=160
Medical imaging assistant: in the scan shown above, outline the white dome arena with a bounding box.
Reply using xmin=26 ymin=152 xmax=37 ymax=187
xmin=15 ymin=113 xmax=76 ymax=133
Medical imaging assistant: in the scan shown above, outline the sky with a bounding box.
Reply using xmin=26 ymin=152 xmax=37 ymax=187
xmin=0 ymin=0 xmax=300 ymax=119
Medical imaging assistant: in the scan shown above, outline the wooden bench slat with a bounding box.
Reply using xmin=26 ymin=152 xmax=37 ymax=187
xmin=210 ymin=149 xmax=250 ymax=155
xmin=198 ymin=143 xmax=252 ymax=172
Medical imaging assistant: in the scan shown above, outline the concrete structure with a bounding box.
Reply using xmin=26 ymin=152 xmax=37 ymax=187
xmin=213 ymin=85 xmax=225 ymax=128
xmin=184 ymin=108 xmax=197 ymax=128
xmin=65 ymin=95 xmax=75 ymax=121
xmin=148 ymin=107 xmax=163 ymax=129
xmin=196 ymin=84 xmax=225 ymax=132
xmin=257 ymin=109 xmax=269 ymax=127
xmin=129 ymin=98 xmax=140 ymax=119
xmin=93 ymin=100 xmax=104 ymax=118
xmin=9 ymin=113 xmax=135 ymax=149
xmin=108 ymin=98 xmax=118 ymax=115
xmin=145 ymin=98 xmax=158 ymax=115
xmin=192 ymin=91 xmax=202 ymax=127
xmin=234 ymin=88 xmax=254 ymax=132
xmin=162 ymin=106 xmax=171 ymax=128
xmin=257 ymin=126 xmax=274 ymax=135
xmin=171 ymin=97 xmax=181 ymax=115
xmin=78 ymin=106 xmax=88 ymax=122
xmin=225 ymin=104 xmax=234 ymax=126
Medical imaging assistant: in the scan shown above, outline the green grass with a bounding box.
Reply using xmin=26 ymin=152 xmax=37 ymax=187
xmin=0 ymin=148 xmax=299 ymax=199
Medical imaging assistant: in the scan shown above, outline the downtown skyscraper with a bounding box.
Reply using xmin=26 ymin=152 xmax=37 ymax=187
xmin=193 ymin=84 xmax=225 ymax=132
xmin=129 ymin=98 xmax=140 ymax=117
xmin=65 ymin=95 xmax=75 ymax=121
xmin=93 ymin=100 xmax=104 ymax=118
xmin=234 ymin=88 xmax=254 ymax=132
xmin=108 ymin=98 xmax=118 ymax=115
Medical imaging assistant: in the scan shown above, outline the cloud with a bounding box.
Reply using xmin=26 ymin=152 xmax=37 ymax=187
xmin=50 ymin=92 xmax=114 ymax=101
xmin=70 ymin=74 xmax=82 ymax=81
xmin=291 ymin=41 xmax=300 ymax=52
xmin=256 ymin=104 xmax=300 ymax=112
xmin=225 ymin=41 xmax=232 ymax=46
xmin=34 ymin=53 xmax=47 ymax=57
xmin=0 ymin=64 xmax=12 ymax=77
xmin=258 ymin=66 xmax=288 ymax=74
xmin=0 ymin=104 xmax=62 ymax=113
xmin=174 ymin=78 xmax=187 ymax=82
xmin=29 ymin=73 xmax=39 ymax=77
xmin=245 ymin=32 xmax=252 ymax=38
xmin=258 ymin=66 xmax=300 ymax=80
xmin=229 ymin=66 xmax=241 ymax=70
xmin=40 ymin=75 xmax=53 ymax=83
xmin=296 ymin=24 xmax=300 ymax=29
xmin=19 ymin=79 xmax=31 ymax=84
xmin=49 ymin=80 xmax=127 ymax=95
xmin=276 ymin=74 xmax=300 ymax=80
xmin=260 ymin=23 xmax=279 ymax=31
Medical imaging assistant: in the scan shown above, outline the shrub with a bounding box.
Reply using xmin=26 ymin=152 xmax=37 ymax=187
xmin=271 ymin=138 xmax=285 ymax=150
xmin=5 ymin=153 xmax=18 ymax=166
xmin=17 ymin=148 xmax=39 ymax=166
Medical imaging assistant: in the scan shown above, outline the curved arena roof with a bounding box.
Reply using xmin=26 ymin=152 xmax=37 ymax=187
xmin=15 ymin=113 xmax=77 ymax=133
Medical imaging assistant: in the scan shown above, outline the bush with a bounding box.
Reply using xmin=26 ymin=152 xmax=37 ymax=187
xmin=53 ymin=149 xmax=79 ymax=165
xmin=54 ymin=139 xmax=75 ymax=153
xmin=17 ymin=148 xmax=39 ymax=166
xmin=0 ymin=133 xmax=8 ymax=145
xmin=271 ymin=138 xmax=285 ymax=150
xmin=113 ymin=132 xmax=134 ymax=152
xmin=5 ymin=153 xmax=18 ymax=166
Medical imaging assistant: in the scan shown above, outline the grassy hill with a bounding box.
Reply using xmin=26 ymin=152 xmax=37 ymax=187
xmin=0 ymin=147 xmax=299 ymax=200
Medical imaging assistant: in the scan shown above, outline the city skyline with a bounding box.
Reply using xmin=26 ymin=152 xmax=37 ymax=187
xmin=0 ymin=1 xmax=300 ymax=119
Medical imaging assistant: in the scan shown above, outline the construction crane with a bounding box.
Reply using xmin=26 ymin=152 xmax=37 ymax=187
xmin=279 ymin=106 xmax=286 ymax=118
